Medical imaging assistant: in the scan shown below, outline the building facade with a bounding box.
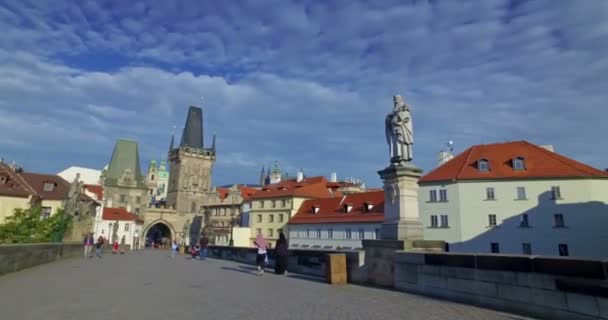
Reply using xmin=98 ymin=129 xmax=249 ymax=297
xmin=102 ymin=139 xmax=149 ymax=216
xmin=58 ymin=166 xmax=102 ymax=185
xmin=100 ymin=207 xmax=143 ymax=249
xmin=205 ymin=185 xmax=257 ymax=245
xmin=248 ymin=176 xmax=341 ymax=247
xmin=288 ymin=190 xmax=384 ymax=250
xmin=419 ymin=141 xmax=608 ymax=258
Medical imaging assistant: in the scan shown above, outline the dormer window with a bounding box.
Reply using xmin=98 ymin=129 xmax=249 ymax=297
xmin=364 ymin=202 xmax=374 ymax=212
xmin=344 ymin=204 xmax=353 ymax=213
xmin=43 ymin=182 xmax=55 ymax=192
xmin=477 ymin=159 xmax=489 ymax=172
xmin=513 ymin=157 xmax=526 ymax=171
xmin=312 ymin=206 xmax=320 ymax=214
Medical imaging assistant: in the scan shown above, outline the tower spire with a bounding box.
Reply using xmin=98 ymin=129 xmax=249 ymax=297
xmin=169 ymin=133 xmax=174 ymax=152
xmin=211 ymin=131 xmax=216 ymax=152
xmin=180 ymin=106 xmax=204 ymax=149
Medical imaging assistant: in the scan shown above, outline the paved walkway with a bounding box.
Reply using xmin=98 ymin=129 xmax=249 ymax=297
xmin=0 ymin=250 xmax=531 ymax=320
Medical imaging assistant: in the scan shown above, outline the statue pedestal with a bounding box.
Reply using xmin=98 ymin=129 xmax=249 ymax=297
xmin=378 ymin=163 xmax=424 ymax=241
xmin=363 ymin=163 xmax=433 ymax=287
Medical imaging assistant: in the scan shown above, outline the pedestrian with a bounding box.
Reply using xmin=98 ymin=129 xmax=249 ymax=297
xmin=170 ymin=240 xmax=178 ymax=258
xmin=112 ymin=241 xmax=119 ymax=255
xmin=199 ymin=235 xmax=209 ymax=261
xmin=274 ymin=231 xmax=289 ymax=275
xmin=95 ymin=236 xmax=104 ymax=258
xmin=254 ymin=233 xmax=268 ymax=276
xmin=83 ymin=232 xmax=94 ymax=259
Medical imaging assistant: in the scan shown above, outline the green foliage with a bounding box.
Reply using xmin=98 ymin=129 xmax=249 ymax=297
xmin=0 ymin=206 xmax=73 ymax=244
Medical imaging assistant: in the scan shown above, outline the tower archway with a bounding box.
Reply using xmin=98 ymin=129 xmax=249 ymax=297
xmin=143 ymin=221 xmax=174 ymax=249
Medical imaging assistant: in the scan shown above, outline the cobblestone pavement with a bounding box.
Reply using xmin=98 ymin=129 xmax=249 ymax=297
xmin=0 ymin=250 xmax=532 ymax=320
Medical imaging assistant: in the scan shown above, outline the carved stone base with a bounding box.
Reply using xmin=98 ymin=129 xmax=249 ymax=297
xmin=381 ymin=219 xmax=424 ymax=241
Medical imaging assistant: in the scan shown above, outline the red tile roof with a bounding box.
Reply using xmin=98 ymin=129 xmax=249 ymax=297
xmin=217 ymin=188 xmax=230 ymax=200
xmin=102 ymin=207 xmax=143 ymax=223
xmin=20 ymin=172 xmax=70 ymax=201
xmin=289 ymin=190 xmax=384 ymax=224
xmin=84 ymin=184 xmax=103 ymax=201
xmin=0 ymin=163 xmax=32 ymax=197
xmin=249 ymin=176 xmax=339 ymax=200
xmin=238 ymin=186 xmax=258 ymax=201
xmin=420 ymin=141 xmax=608 ymax=183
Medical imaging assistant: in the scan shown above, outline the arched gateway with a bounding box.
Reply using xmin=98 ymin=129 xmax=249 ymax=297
xmin=143 ymin=220 xmax=175 ymax=248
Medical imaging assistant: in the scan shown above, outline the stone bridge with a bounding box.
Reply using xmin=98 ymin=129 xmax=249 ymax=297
xmin=0 ymin=250 xmax=524 ymax=320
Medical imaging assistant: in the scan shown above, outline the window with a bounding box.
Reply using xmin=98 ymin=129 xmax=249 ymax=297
xmin=306 ymin=229 xmax=310 ymax=238
xmin=554 ymin=214 xmax=565 ymax=227
xmin=488 ymin=214 xmax=497 ymax=227
xmin=135 ymin=208 xmax=140 ymax=215
xmin=513 ymin=157 xmax=526 ymax=170
xmin=344 ymin=204 xmax=353 ymax=212
xmin=136 ymin=196 xmax=141 ymax=204
xmin=125 ymin=224 xmax=130 ymax=232
xmin=478 ymin=159 xmax=489 ymax=171
xmin=345 ymin=229 xmax=352 ymax=240
xmin=279 ymin=214 xmax=284 ymax=222
xmin=430 ymin=215 xmax=438 ymax=228
xmin=257 ymin=215 xmax=262 ymax=223
xmin=440 ymin=215 xmax=449 ymax=227
xmin=256 ymin=228 xmax=262 ymax=235
xmin=491 ymin=242 xmax=500 ymax=253
xmin=269 ymin=214 xmax=274 ymax=223
xmin=259 ymin=201 xmax=265 ymax=208
xmin=358 ymin=229 xmax=365 ymax=239
xmin=120 ymin=194 xmax=126 ymax=203
xmin=328 ymin=229 xmax=333 ymax=239
xmin=316 ymin=229 xmax=321 ymax=238
xmin=43 ymin=182 xmax=55 ymax=192
xmin=522 ymin=243 xmax=532 ymax=255
xmin=268 ymin=229 xmax=273 ymax=237
xmin=439 ymin=189 xmax=448 ymax=201
xmin=151 ymin=174 xmax=155 ymax=180
xmin=486 ymin=187 xmax=495 ymax=200
xmin=291 ymin=230 xmax=298 ymax=239
xmin=516 ymin=187 xmax=526 ymax=200
xmin=520 ymin=214 xmax=529 ymax=227
xmin=281 ymin=200 xmax=286 ymax=207
xmin=558 ymin=244 xmax=569 ymax=256
xmin=312 ymin=206 xmax=320 ymax=214
xmin=429 ymin=190 xmax=437 ymax=202
xmin=374 ymin=229 xmax=380 ymax=240
xmin=41 ymin=207 xmax=52 ymax=220
xmin=272 ymin=200 xmax=276 ymax=208
xmin=551 ymin=186 xmax=562 ymax=199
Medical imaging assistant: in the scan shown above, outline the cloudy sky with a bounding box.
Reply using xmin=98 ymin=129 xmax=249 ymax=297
xmin=1 ymin=0 xmax=607 ymax=187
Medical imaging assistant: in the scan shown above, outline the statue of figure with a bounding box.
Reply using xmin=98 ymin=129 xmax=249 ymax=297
xmin=385 ymin=95 xmax=414 ymax=164
xmin=64 ymin=174 xmax=83 ymax=217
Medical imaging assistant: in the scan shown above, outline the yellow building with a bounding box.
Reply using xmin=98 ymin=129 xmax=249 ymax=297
xmin=248 ymin=176 xmax=341 ymax=247
xmin=0 ymin=162 xmax=98 ymax=224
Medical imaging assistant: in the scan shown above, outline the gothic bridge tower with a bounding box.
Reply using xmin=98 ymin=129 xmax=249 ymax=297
xmin=166 ymin=106 xmax=216 ymax=214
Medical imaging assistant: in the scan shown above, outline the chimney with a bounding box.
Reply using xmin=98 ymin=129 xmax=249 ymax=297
xmin=540 ymin=145 xmax=554 ymax=152
xmin=297 ymin=169 xmax=304 ymax=182
xmin=330 ymin=172 xmax=337 ymax=183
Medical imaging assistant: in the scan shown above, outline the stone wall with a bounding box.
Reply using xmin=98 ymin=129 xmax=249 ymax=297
xmin=0 ymin=243 xmax=82 ymax=276
xmin=207 ymin=245 xmax=367 ymax=283
xmin=394 ymin=252 xmax=608 ymax=320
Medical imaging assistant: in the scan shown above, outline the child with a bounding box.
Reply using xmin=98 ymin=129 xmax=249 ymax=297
xmin=170 ymin=241 xmax=178 ymax=258
xmin=190 ymin=244 xmax=199 ymax=260
xmin=112 ymin=241 xmax=119 ymax=254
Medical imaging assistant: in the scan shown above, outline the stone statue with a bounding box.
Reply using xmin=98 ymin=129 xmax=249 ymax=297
xmin=385 ymin=95 xmax=413 ymax=164
xmin=64 ymin=174 xmax=83 ymax=217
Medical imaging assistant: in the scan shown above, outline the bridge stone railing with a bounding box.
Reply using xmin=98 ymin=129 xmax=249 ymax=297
xmin=206 ymin=245 xmax=367 ymax=283
xmin=0 ymin=243 xmax=83 ymax=276
xmin=394 ymin=251 xmax=608 ymax=320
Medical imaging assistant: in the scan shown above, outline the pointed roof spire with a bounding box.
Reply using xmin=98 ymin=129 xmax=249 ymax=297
xmin=259 ymin=166 xmax=265 ymax=186
xmin=169 ymin=133 xmax=175 ymax=152
xmin=104 ymin=138 xmax=146 ymax=188
xmin=211 ymin=131 xmax=216 ymax=152
xmin=180 ymin=106 xmax=204 ymax=149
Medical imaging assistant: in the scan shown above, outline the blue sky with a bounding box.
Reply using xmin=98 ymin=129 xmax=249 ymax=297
xmin=1 ymin=0 xmax=607 ymax=187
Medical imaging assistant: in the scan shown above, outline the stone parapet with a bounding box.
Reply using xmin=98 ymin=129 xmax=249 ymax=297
xmin=0 ymin=243 xmax=82 ymax=276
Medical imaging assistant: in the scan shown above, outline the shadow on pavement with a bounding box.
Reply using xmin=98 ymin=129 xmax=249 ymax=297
xmin=221 ymin=266 xmax=255 ymax=275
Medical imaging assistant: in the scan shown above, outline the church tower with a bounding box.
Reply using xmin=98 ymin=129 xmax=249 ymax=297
xmin=166 ymin=106 xmax=216 ymax=214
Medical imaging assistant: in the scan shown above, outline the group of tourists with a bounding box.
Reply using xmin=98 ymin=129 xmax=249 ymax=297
xmin=169 ymin=235 xmax=210 ymax=260
xmin=254 ymin=231 xmax=289 ymax=276
xmin=83 ymin=232 xmax=127 ymax=259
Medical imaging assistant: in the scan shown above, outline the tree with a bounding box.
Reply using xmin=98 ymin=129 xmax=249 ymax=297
xmin=0 ymin=206 xmax=73 ymax=244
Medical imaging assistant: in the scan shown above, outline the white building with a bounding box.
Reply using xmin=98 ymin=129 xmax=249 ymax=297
xmin=288 ymin=191 xmax=384 ymax=250
xmin=99 ymin=207 xmax=143 ymax=249
xmin=58 ymin=166 xmax=102 ymax=185
xmin=419 ymin=141 xmax=608 ymax=258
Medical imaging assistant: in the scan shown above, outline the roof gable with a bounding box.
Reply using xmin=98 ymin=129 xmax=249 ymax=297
xmin=289 ymin=190 xmax=384 ymax=224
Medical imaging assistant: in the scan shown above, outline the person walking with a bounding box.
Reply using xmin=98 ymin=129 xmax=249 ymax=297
xmin=112 ymin=241 xmax=119 ymax=255
xmin=274 ymin=231 xmax=289 ymax=275
xmin=95 ymin=236 xmax=104 ymax=258
xmin=170 ymin=240 xmax=178 ymax=258
xmin=199 ymin=235 xmax=209 ymax=261
xmin=83 ymin=232 xmax=94 ymax=259
xmin=254 ymin=233 xmax=268 ymax=276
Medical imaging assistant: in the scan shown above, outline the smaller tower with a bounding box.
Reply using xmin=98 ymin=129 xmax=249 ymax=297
xmin=437 ymin=141 xmax=455 ymax=167
xmin=270 ymin=161 xmax=282 ymax=184
xmin=259 ymin=166 xmax=265 ymax=186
